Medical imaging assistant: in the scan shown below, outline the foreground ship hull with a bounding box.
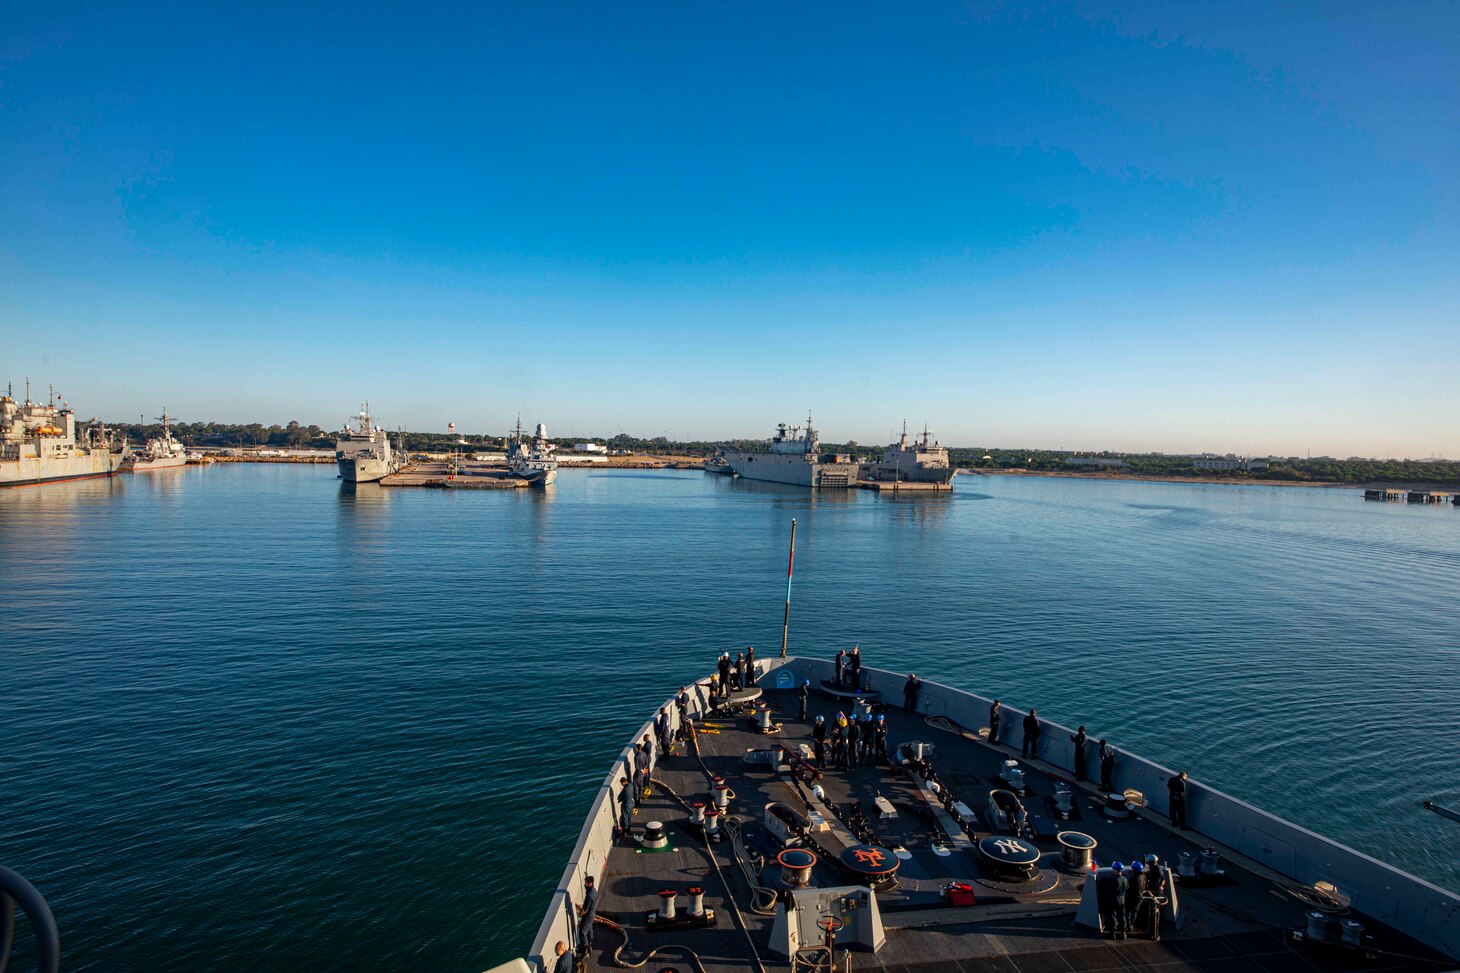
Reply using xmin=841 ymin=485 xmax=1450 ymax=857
xmin=0 ymin=452 xmax=120 ymax=487
xmin=721 ymin=450 xmax=857 ymax=488
xmin=123 ymin=454 xmax=187 ymax=473
xmin=508 ymin=657 xmax=1460 ymax=973
xmin=338 ymin=456 xmax=396 ymax=483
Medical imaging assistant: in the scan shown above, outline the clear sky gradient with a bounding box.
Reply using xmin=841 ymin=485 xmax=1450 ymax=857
xmin=2 ymin=2 xmax=1456 ymax=456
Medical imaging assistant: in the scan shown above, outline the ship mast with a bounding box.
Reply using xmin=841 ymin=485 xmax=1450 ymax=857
xmin=780 ymin=518 xmax=796 ymax=659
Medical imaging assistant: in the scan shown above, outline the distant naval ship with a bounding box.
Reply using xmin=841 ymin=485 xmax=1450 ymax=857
xmin=122 ymin=409 xmax=188 ymax=473
xmin=335 ymin=403 xmax=401 ymax=483
xmin=858 ymin=423 xmax=956 ymax=489
xmin=0 ymin=382 xmax=125 ymax=488
xmin=721 ymin=417 xmax=859 ymax=488
xmin=506 ymin=419 xmax=558 ymax=487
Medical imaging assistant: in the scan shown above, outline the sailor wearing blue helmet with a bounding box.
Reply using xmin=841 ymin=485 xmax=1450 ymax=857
xmin=1126 ymin=861 xmax=1146 ymax=929
xmin=1109 ymin=859 xmax=1132 ymax=935
xmin=799 ymin=678 xmax=811 ymax=720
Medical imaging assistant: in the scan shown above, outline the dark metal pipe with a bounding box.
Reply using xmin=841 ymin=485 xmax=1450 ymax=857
xmin=0 ymin=867 xmax=59 ymax=973
xmin=1422 ymin=800 xmax=1460 ymax=825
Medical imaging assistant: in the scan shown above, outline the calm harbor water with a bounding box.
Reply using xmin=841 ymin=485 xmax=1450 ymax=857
xmin=2 ymin=465 xmax=1457 ymax=971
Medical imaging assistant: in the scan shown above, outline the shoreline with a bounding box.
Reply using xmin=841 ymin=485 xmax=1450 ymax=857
xmin=966 ymin=469 xmax=1459 ymax=490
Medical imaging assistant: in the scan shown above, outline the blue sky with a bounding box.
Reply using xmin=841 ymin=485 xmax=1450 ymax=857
xmin=2 ymin=1 xmax=1456 ymax=456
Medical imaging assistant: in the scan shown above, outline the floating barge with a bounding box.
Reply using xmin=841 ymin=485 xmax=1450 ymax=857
xmin=379 ymin=462 xmax=529 ymax=489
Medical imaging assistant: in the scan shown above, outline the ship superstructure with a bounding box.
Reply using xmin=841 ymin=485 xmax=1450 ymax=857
xmin=720 ymin=416 xmax=858 ymax=488
xmin=0 ymin=382 xmax=124 ymax=487
xmin=335 ymin=403 xmax=401 ymax=483
xmin=122 ymin=409 xmax=188 ymax=472
xmin=858 ymin=423 xmax=956 ymax=489
xmin=506 ymin=419 xmax=558 ymax=486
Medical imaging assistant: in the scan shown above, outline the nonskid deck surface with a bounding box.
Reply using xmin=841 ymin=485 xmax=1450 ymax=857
xmin=585 ymin=684 xmax=1440 ymax=973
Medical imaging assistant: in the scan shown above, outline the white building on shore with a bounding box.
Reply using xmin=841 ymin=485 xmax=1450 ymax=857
xmin=1193 ymin=454 xmax=1269 ymax=472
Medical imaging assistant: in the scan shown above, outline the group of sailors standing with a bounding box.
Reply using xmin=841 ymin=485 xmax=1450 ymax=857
xmin=710 ymin=647 xmax=757 ymax=698
xmin=987 ymin=698 xmax=1190 ymax=830
xmin=809 ymin=704 xmax=890 ymax=771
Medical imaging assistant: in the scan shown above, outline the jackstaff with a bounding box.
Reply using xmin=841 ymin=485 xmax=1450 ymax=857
xmin=780 ymin=518 xmax=796 ymax=658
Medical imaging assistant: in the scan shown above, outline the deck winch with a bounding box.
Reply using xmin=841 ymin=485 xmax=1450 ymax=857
xmin=976 ymin=834 xmax=1042 ymax=882
xmin=777 ymin=848 xmax=818 ymax=888
xmin=1057 ymin=831 xmax=1097 ymax=871
xmin=641 ymin=821 xmax=669 ymax=850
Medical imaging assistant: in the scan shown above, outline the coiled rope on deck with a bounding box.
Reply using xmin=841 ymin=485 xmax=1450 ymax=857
xmin=722 ymin=815 xmax=782 ymax=915
xmin=924 ymin=714 xmax=981 ymax=743
xmin=593 ymin=915 xmax=709 ymax=973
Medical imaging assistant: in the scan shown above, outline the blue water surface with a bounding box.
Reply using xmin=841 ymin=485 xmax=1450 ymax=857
xmin=2 ymin=466 xmax=1457 ymax=971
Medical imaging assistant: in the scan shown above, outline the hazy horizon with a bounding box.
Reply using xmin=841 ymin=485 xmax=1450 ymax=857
xmin=3 ymin=2 xmax=1456 ymax=458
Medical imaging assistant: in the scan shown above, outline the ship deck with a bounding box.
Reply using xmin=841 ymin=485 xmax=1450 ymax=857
xmin=581 ymin=682 xmax=1449 ymax=973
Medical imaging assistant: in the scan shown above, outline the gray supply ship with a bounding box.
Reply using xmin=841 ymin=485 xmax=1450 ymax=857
xmin=0 ymin=382 xmax=125 ymax=488
xmin=506 ymin=419 xmax=558 ymax=486
xmin=121 ymin=409 xmax=188 ymax=473
xmin=858 ymin=423 xmax=956 ymax=489
xmin=721 ymin=417 xmax=859 ymax=488
xmin=335 ymin=403 xmax=401 ymax=483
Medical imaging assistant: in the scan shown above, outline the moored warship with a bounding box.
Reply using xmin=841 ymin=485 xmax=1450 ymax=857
xmin=335 ymin=403 xmax=401 ymax=483
xmin=721 ymin=417 xmax=859 ymax=488
xmin=701 ymin=453 xmax=733 ymax=475
xmin=0 ymin=382 xmax=125 ymax=488
xmin=859 ymin=424 xmax=956 ymax=489
xmin=121 ymin=409 xmax=188 ymax=473
xmin=507 ymin=419 xmax=558 ymax=487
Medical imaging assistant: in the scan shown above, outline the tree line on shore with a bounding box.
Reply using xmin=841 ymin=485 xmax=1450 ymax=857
xmin=108 ymin=420 xmax=1460 ymax=486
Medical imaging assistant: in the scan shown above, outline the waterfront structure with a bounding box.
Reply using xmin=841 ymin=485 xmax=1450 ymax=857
xmin=335 ymin=403 xmax=401 ymax=483
xmin=0 ymin=382 xmax=124 ymax=487
xmin=122 ymin=409 xmax=187 ymax=472
xmin=858 ymin=425 xmax=956 ymax=488
xmin=573 ymin=442 xmax=608 ymax=454
xmin=506 ymin=419 xmax=559 ymax=486
xmin=1193 ymin=454 xmax=1270 ymax=472
xmin=1066 ymin=456 xmax=1130 ymax=469
xmin=721 ymin=417 xmax=859 ymax=488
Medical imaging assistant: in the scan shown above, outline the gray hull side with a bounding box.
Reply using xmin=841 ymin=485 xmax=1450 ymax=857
xmin=0 ymin=452 xmax=119 ymax=488
xmin=124 ymin=455 xmax=188 ymax=473
xmin=722 ymin=451 xmax=855 ymax=488
xmin=339 ymin=457 xmax=394 ymax=483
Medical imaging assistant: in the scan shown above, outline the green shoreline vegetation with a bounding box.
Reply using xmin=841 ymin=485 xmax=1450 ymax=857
xmin=109 ymin=421 xmax=1460 ymax=487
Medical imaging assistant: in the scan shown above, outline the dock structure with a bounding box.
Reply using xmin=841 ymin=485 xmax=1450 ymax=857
xmin=1364 ymin=488 xmax=1457 ymax=504
xmin=525 ymin=658 xmax=1460 ymax=973
xmin=856 ymin=479 xmax=955 ymax=492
